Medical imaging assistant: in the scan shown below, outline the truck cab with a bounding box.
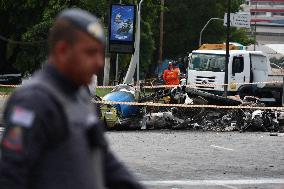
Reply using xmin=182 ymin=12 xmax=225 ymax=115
xmin=187 ymin=49 xmax=281 ymax=99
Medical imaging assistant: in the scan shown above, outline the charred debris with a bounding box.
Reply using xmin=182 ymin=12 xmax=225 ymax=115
xmin=98 ymin=85 xmax=284 ymax=132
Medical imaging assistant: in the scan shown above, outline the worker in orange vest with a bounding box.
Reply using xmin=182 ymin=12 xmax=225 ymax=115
xmin=163 ymin=62 xmax=180 ymax=85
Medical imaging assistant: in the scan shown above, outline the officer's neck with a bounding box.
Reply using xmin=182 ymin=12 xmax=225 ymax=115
xmin=47 ymin=59 xmax=80 ymax=93
xmin=49 ymin=58 xmax=81 ymax=85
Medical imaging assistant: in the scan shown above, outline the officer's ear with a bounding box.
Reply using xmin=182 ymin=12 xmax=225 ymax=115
xmin=54 ymin=40 xmax=73 ymax=63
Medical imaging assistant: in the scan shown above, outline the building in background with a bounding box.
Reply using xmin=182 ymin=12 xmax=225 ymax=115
xmin=242 ymin=0 xmax=284 ymax=44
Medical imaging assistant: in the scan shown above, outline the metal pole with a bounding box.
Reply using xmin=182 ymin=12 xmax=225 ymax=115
xmin=136 ymin=0 xmax=144 ymax=87
xmin=115 ymin=0 xmax=122 ymax=84
xmin=282 ymin=77 xmax=284 ymax=107
xmin=224 ymin=0 xmax=231 ymax=98
xmin=199 ymin=18 xmax=224 ymax=47
xmin=254 ymin=1 xmax=257 ymax=51
xmin=123 ymin=0 xmax=143 ymax=85
xmin=115 ymin=54 xmax=119 ymax=84
xmin=159 ymin=0 xmax=165 ymax=64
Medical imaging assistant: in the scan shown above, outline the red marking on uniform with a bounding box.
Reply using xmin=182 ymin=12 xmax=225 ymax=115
xmin=2 ymin=139 xmax=22 ymax=151
xmin=2 ymin=128 xmax=23 ymax=152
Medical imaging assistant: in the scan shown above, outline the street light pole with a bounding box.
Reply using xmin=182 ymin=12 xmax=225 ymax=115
xmin=115 ymin=0 xmax=122 ymax=84
xmin=254 ymin=1 xmax=257 ymax=51
xmin=199 ymin=18 xmax=224 ymax=47
xmin=136 ymin=0 xmax=144 ymax=87
xmin=224 ymin=0 xmax=231 ymax=98
xmin=159 ymin=0 xmax=165 ymax=64
xmin=123 ymin=0 xmax=144 ymax=85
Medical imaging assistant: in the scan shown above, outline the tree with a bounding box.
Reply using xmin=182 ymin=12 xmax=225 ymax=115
xmin=270 ymin=56 xmax=284 ymax=66
xmin=0 ymin=1 xmax=49 ymax=74
xmin=0 ymin=0 xmax=159 ymax=80
xmin=0 ymin=0 xmax=108 ymax=75
xmin=162 ymin=0 xmax=251 ymax=59
xmin=0 ymin=0 xmax=251 ymax=80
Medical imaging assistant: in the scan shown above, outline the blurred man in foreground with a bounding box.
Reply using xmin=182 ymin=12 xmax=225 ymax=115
xmin=0 ymin=8 xmax=145 ymax=189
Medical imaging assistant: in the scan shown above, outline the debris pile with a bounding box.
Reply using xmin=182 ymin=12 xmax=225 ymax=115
xmin=99 ymin=85 xmax=284 ymax=132
xmin=144 ymin=108 xmax=283 ymax=132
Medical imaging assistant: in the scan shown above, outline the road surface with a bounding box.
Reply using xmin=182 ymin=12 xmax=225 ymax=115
xmin=1 ymin=96 xmax=284 ymax=188
xmin=106 ymin=131 xmax=284 ymax=189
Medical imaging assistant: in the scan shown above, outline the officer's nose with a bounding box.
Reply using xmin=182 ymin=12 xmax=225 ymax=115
xmin=94 ymin=55 xmax=105 ymax=74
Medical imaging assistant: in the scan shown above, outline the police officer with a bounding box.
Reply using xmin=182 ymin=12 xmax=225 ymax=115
xmin=0 ymin=8 xmax=145 ymax=189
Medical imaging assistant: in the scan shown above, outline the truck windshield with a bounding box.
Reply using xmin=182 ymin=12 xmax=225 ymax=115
xmin=191 ymin=53 xmax=225 ymax=72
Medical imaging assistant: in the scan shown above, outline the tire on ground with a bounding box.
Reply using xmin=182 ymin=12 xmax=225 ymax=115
xmin=186 ymin=88 xmax=241 ymax=106
xmin=238 ymin=86 xmax=254 ymax=99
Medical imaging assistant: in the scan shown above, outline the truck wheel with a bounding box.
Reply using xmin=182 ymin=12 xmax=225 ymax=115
xmin=238 ymin=87 xmax=254 ymax=99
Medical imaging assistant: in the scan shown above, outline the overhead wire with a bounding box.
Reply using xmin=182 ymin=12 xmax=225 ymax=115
xmin=0 ymin=34 xmax=46 ymax=45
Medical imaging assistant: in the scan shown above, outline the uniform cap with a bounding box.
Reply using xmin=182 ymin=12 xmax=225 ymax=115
xmin=57 ymin=8 xmax=105 ymax=44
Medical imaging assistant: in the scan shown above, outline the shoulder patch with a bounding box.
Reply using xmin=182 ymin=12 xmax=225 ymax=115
xmin=2 ymin=126 xmax=23 ymax=152
xmin=10 ymin=106 xmax=35 ymax=128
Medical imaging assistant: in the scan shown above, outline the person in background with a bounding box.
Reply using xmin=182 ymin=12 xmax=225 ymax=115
xmin=0 ymin=8 xmax=145 ymax=189
xmin=163 ymin=61 xmax=180 ymax=85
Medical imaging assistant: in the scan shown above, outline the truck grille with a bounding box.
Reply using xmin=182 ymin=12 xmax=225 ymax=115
xmin=194 ymin=76 xmax=216 ymax=89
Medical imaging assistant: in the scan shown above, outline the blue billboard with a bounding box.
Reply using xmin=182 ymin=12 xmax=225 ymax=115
xmin=110 ymin=5 xmax=135 ymax=41
xmin=109 ymin=4 xmax=136 ymax=53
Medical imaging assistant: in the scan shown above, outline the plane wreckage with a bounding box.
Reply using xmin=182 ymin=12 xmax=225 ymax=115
xmin=98 ymin=84 xmax=284 ymax=132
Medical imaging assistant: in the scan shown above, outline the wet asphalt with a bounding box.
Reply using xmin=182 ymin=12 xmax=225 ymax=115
xmin=106 ymin=131 xmax=284 ymax=189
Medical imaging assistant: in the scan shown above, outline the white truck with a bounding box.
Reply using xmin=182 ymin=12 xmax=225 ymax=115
xmin=187 ymin=49 xmax=284 ymax=104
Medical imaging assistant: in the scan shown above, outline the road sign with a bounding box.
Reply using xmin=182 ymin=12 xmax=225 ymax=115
xmin=224 ymin=13 xmax=251 ymax=29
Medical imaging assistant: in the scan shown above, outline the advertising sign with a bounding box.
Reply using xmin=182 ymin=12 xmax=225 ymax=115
xmin=109 ymin=4 xmax=136 ymax=53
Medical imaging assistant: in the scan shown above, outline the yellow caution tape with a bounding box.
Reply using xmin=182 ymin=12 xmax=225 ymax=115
xmin=96 ymin=85 xmax=118 ymax=89
xmin=95 ymin=80 xmax=283 ymax=89
xmin=0 ymin=84 xmax=20 ymax=88
xmin=1 ymin=93 xmax=283 ymax=110
xmin=0 ymin=94 xmax=10 ymax=99
xmin=93 ymin=100 xmax=284 ymax=110
xmin=0 ymin=80 xmax=283 ymax=89
xmin=141 ymin=80 xmax=283 ymax=89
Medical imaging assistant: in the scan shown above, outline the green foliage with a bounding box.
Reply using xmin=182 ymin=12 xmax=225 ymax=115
xmin=96 ymin=88 xmax=112 ymax=97
xmin=0 ymin=86 xmax=15 ymax=94
xmin=163 ymin=0 xmax=251 ymax=59
xmin=139 ymin=0 xmax=160 ymax=78
xmin=270 ymin=57 xmax=284 ymax=65
xmin=0 ymin=0 xmax=108 ymax=74
xmin=0 ymin=0 xmax=159 ymax=79
xmin=230 ymin=28 xmax=255 ymax=46
xmin=0 ymin=0 xmax=251 ymax=79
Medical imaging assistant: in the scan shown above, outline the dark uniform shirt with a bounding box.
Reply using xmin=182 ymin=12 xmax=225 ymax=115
xmin=0 ymin=64 xmax=145 ymax=189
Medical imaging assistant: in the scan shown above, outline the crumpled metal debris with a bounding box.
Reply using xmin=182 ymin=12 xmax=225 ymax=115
xmin=140 ymin=89 xmax=283 ymax=132
xmin=100 ymin=85 xmax=284 ymax=132
xmin=143 ymin=107 xmax=282 ymax=132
